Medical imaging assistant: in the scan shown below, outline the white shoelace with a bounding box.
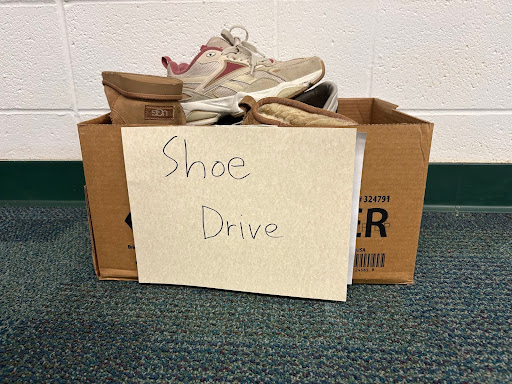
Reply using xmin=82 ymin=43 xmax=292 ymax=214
xmin=220 ymin=25 xmax=273 ymax=74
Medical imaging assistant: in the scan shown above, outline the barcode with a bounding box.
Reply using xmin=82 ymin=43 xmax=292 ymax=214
xmin=354 ymin=253 xmax=386 ymax=268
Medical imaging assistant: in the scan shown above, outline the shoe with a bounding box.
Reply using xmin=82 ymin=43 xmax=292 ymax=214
xmin=293 ymin=81 xmax=339 ymax=113
xmin=162 ymin=25 xmax=325 ymax=125
xmin=239 ymin=96 xmax=357 ymax=127
xmin=102 ymin=72 xmax=186 ymax=125
xmin=216 ymin=80 xmax=340 ymax=125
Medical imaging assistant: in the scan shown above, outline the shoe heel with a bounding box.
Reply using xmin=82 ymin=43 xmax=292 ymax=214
xmin=101 ymin=72 xmax=186 ymax=125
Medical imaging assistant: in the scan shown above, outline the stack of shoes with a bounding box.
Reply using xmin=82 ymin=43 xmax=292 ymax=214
xmin=101 ymin=26 xmax=357 ymax=127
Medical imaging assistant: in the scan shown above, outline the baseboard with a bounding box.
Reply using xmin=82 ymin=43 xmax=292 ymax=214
xmin=0 ymin=161 xmax=85 ymax=202
xmin=423 ymin=163 xmax=512 ymax=210
xmin=0 ymin=161 xmax=510 ymax=211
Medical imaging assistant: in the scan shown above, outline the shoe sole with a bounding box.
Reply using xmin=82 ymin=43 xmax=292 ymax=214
xmin=183 ymin=61 xmax=325 ymax=125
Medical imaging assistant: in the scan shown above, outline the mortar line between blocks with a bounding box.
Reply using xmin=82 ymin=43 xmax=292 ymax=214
xmin=64 ymin=0 xmax=256 ymax=5
xmin=0 ymin=2 xmax=53 ymax=7
xmin=274 ymin=0 xmax=280 ymax=60
xmin=56 ymin=0 xmax=79 ymax=120
xmin=368 ymin=0 xmax=381 ymax=97
xmin=0 ymin=110 xmax=74 ymax=115
xmin=0 ymin=109 xmax=110 ymax=115
xmin=400 ymin=109 xmax=512 ymax=116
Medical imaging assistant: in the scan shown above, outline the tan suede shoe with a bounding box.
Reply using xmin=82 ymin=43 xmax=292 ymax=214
xmin=239 ymin=96 xmax=357 ymax=127
xmin=102 ymin=72 xmax=186 ymax=125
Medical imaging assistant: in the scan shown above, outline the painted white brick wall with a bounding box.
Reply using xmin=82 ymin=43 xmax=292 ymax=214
xmin=0 ymin=0 xmax=510 ymax=162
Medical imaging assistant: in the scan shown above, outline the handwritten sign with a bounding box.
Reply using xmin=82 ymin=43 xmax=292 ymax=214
xmin=122 ymin=125 xmax=358 ymax=301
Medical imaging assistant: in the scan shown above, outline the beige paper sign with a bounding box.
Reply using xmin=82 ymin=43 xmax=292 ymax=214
xmin=122 ymin=125 xmax=357 ymax=301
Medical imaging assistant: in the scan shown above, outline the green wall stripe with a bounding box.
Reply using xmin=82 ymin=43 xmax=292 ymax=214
xmin=0 ymin=161 xmax=511 ymax=208
xmin=0 ymin=161 xmax=85 ymax=202
xmin=424 ymin=163 xmax=512 ymax=207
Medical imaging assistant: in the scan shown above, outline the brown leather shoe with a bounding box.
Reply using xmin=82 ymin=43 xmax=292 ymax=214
xmin=239 ymin=96 xmax=357 ymax=127
xmin=102 ymin=72 xmax=186 ymax=125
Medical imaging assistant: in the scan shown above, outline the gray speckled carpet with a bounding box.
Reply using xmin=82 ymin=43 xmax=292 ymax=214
xmin=0 ymin=207 xmax=511 ymax=383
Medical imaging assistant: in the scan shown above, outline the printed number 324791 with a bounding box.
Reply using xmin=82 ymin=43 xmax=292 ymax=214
xmin=360 ymin=195 xmax=390 ymax=203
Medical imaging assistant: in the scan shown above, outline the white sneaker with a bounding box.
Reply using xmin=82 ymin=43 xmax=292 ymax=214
xmin=162 ymin=25 xmax=325 ymax=124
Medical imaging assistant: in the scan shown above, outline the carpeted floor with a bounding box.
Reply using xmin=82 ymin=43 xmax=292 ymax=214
xmin=0 ymin=207 xmax=510 ymax=383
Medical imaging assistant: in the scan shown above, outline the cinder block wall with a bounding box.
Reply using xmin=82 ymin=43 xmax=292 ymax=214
xmin=1 ymin=0 xmax=510 ymax=162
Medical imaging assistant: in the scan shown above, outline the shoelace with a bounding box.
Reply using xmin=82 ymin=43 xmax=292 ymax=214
xmin=220 ymin=25 xmax=273 ymax=74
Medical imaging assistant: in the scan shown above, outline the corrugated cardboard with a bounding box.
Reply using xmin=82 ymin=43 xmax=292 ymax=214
xmin=79 ymin=115 xmax=137 ymax=280
xmin=341 ymin=99 xmax=433 ymax=284
xmin=78 ymin=98 xmax=433 ymax=284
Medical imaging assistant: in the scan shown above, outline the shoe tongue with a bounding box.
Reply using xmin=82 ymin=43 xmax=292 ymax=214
xmin=206 ymin=36 xmax=230 ymax=49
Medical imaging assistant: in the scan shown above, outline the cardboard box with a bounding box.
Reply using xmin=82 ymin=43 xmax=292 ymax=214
xmin=78 ymin=98 xmax=433 ymax=284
